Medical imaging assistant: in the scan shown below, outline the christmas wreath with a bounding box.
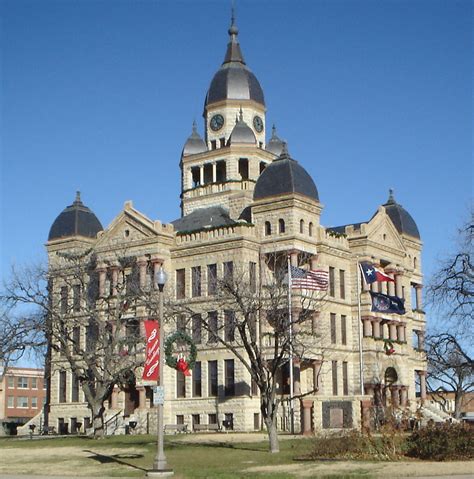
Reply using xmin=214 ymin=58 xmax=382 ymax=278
xmin=164 ymin=331 xmax=197 ymax=376
xmin=384 ymin=339 xmax=395 ymax=356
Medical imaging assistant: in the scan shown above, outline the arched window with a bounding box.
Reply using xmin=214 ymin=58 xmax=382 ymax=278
xmin=309 ymin=222 xmax=313 ymax=237
xmin=413 ymin=257 xmax=417 ymax=269
xmin=265 ymin=221 xmax=271 ymax=236
xmin=300 ymin=219 xmax=304 ymax=234
xmin=278 ymin=219 xmax=285 ymax=234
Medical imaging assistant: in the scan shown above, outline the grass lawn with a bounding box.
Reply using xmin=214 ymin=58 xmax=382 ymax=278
xmin=0 ymin=434 xmax=338 ymax=478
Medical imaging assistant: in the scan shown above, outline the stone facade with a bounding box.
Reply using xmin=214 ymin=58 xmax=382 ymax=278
xmin=45 ymin=17 xmax=427 ymax=436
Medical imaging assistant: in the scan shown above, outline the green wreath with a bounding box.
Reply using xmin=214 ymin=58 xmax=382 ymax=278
xmin=384 ymin=339 xmax=395 ymax=356
xmin=164 ymin=331 xmax=197 ymax=372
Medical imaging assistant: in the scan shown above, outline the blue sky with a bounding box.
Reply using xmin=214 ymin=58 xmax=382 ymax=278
xmin=1 ymin=0 xmax=472 ymax=292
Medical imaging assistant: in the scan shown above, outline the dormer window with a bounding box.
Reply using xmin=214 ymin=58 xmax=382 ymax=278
xmin=192 ymin=167 xmax=200 ymax=187
xmin=300 ymin=219 xmax=305 ymax=234
xmin=279 ymin=219 xmax=285 ymax=234
xmin=259 ymin=162 xmax=266 ymax=174
xmin=309 ymin=222 xmax=313 ymax=236
xmin=211 ymin=140 xmax=217 ymax=150
xmin=265 ymin=221 xmax=271 ymax=236
xmin=220 ymin=138 xmax=226 ymax=148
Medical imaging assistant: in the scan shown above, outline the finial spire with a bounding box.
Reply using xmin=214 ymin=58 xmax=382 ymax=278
xmin=192 ymin=119 xmax=197 ymax=133
xmin=271 ymin=124 xmax=277 ymax=138
xmin=239 ymin=106 xmax=244 ymax=122
xmin=280 ymin=141 xmax=290 ymax=159
xmin=74 ymin=191 xmax=82 ymax=204
xmin=228 ymin=2 xmax=238 ymax=37
xmin=388 ymin=188 xmax=395 ymax=204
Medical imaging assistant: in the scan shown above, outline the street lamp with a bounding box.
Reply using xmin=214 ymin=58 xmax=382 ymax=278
xmin=148 ymin=266 xmax=173 ymax=477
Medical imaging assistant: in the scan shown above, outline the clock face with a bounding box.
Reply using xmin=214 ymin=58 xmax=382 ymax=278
xmin=210 ymin=114 xmax=224 ymax=131
xmin=253 ymin=115 xmax=264 ymax=133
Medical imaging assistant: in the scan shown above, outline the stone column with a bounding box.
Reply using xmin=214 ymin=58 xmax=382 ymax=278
xmin=418 ymin=371 xmax=427 ymax=403
xmin=310 ymin=255 xmax=319 ymax=270
xmin=361 ymin=399 xmax=372 ymax=431
xmin=137 ymin=256 xmax=148 ymax=290
xmin=390 ymin=386 xmax=400 ymax=408
xmin=199 ymin=165 xmax=204 ymax=186
xmin=415 ymin=285 xmax=423 ymax=310
xmin=150 ymin=257 xmax=164 ymax=289
xmin=138 ymin=386 xmax=147 ymax=409
xmin=388 ymin=278 xmax=395 ymax=296
xmin=363 ymin=318 xmax=372 ymax=337
xmin=400 ymin=386 xmax=408 ymax=407
xmin=370 ymin=281 xmax=378 ymax=292
xmin=289 ymin=250 xmax=299 ymax=267
xmin=374 ymin=384 xmax=383 ymax=406
xmin=372 ymin=318 xmax=381 ymax=338
xmin=418 ymin=330 xmax=425 ymax=350
xmin=301 ymin=400 xmax=313 ymax=436
xmin=96 ymin=264 xmax=107 ymax=297
xmin=110 ymin=265 xmax=120 ymax=296
xmin=111 ymin=388 xmax=119 ymax=409
xmin=397 ymin=324 xmax=406 ymax=343
xmin=293 ymin=359 xmax=301 ymax=396
xmin=313 ymin=360 xmax=322 ymax=393
xmin=364 ymin=384 xmax=374 ymax=399
xmin=389 ymin=322 xmax=397 ymax=341
xmin=395 ymin=273 xmax=403 ymax=298
xmin=212 ymin=162 xmax=217 ymax=183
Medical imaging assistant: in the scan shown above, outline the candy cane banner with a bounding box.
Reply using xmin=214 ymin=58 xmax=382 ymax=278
xmin=142 ymin=320 xmax=160 ymax=381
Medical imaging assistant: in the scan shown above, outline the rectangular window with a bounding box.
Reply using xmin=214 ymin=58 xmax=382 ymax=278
xmin=224 ymin=310 xmax=235 ymax=342
xmin=31 ymin=397 xmax=38 ymax=408
xmin=176 ymin=371 xmax=186 ymax=398
xmin=208 ymin=413 xmax=217 ymax=425
xmin=177 ymin=314 xmax=187 ymax=333
xmin=219 ymin=137 xmax=226 ymax=148
xmin=224 ymin=412 xmax=234 ymax=430
xmin=176 ymin=269 xmax=186 ymax=299
xmin=207 ymin=264 xmax=217 ymax=295
xmin=208 ymin=360 xmax=218 ymax=397
xmin=86 ymin=322 xmax=98 ymax=352
xmin=7 ymin=396 xmax=14 ymax=408
xmin=223 ymin=261 xmax=233 ymax=283
xmin=7 ymin=376 xmax=14 ymax=388
xmin=216 ymin=160 xmax=226 ymax=182
xmin=332 ymin=360 xmax=338 ymax=396
xmin=191 ymin=266 xmax=201 ymax=297
xmin=341 ymin=315 xmax=347 ymax=345
xmin=329 ymin=267 xmax=335 ymax=297
xmin=17 ymin=396 xmax=28 ymax=408
xmin=342 ymin=361 xmax=349 ymax=396
xmin=73 ymin=326 xmax=81 ymax=354
xmin=192 ymin=314 xmax=202 ymax=344
xmin=31 ymin=377 xmax=38 ymax=389
xmin=238 ymin=158 xmax=249 ymax=180
xmin=176 ymin=414 xmax=184 ymax=425
xmin=17 ymin=377 xmax=28 ymax=389
xmin=249 ymin=261 xmax=257 ymax=293
xmin=71 ymin=372 xmax=80 ymax=402
xmin=60 ymin=286 xmax=68 ymax=314
xmin=208 ymin=311 xmax=218 ymax=343
xmin=191 ymin=166 xmax=200 ymax=187
xmin=339 ymin=269 xmax=345 ymax=299
xmin=59 ymin=371 xmax=67 ymax=403
xmin=254 ymin=412 xmax=260 ymax=430
xmin=192 ymin=362 xmax=202 ymax=397
xmin=225 ymin=359 xmax=235 ymax=396
xmin=73 ymin=284 xmax=81 ymax=312
xmin=192 ymin=414 xmax=200 ymax=429
xmin=210 ymin=140 xmax=217 ymax=150
xmin=330 ymin=313 xmax=337 ymax=344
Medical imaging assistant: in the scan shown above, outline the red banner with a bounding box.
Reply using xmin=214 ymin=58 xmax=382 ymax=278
xmin=142 ymin=320 xmax=160 ymax=381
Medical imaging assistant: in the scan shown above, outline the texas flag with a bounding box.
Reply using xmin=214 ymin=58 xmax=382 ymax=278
xmin=359 ymin=261 xmax=394 ymax=284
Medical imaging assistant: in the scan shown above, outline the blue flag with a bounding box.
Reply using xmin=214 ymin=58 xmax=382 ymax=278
xmin=370 ymin=291 xmax=405 ymax=315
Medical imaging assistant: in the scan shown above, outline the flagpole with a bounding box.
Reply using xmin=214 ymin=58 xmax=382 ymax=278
xmin=287 ymin=256 xmax=294 ymax=434
xmin=356 ymin=258 xmax=365 ymax=396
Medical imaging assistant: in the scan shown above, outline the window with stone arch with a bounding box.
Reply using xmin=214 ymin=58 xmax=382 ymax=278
xmin=309 ymin=222 xmax=313 ymax=236
xmin=278 ymin=218 xmax=285 ymax=234
xmin=300 ymin=219 xmax=304 ymax=234
xmin=264 ymin=221 xmax=271 ymax=236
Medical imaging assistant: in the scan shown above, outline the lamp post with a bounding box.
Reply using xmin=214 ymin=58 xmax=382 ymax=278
xmin=148 ymin=266 xmax=173 ymax=477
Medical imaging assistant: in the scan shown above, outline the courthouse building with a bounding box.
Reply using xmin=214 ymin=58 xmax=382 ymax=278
xmin=44 ymin=17 xmax=427 ymax=434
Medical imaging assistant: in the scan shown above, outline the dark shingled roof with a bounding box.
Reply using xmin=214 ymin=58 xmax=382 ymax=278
xmin=253 ymin=144 xmax=319 ymax=201
xmin=381 ymin=190 xmax=420 ymax=239
xmin=172 ymin=206 xmax=238 ymax=233
xmin=327 ymin=223 xmax=364 ymax=235
xmin=48 ymin=192 xmax=103 ymax=241
xmin=204 ymin=15 xmax=265 ymax=108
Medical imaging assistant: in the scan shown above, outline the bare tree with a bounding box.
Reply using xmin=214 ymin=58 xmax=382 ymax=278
xmin=170 ymin=255 xmax=324 ymax=453
xmin=1 ymin=249 xmax=159 ymax=437
xmin=426 ymin=333 xmax=474 ymax=419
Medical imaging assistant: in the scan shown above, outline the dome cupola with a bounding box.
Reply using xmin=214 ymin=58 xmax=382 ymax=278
xmin=48 ymin=192 xmax=103 ymax=241
xmin=381 ymin=189 xmax=420 ymax=239
xmin=204 ymin=13 xmax=265 ymax=108
xmin=228 ymin=108 xmax=256 ymax=145
xmin=182 ymin=121 xmax=207 ymax=156
xmin=254 ymin=143 xmax=319 ymax=201
xmin=266 ymin=125 xmax=284 ymax=156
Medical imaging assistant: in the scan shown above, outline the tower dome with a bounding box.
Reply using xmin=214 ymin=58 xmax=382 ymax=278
xmin=228 ymin=109 xmax=256 ymax=145
xmin=380 ymin=189 xmax=420 ymax=239
xmin=48 ymin=192 xmax=103 ymax=241
xmin=204 ymin=14 xmax=265 ymax=108
xmin=254 ymin=144 xmax=319 ymax=201
xmin=266 ymin=125 xmax=284 ymax=156
xmin=182 ymin=121 xmax=207 ymax=156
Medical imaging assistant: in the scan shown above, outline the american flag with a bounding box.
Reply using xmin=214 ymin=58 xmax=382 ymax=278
xmin=290 ymin=266 xmax=329 ymax=291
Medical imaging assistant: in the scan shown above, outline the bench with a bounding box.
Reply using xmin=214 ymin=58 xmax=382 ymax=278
xmin=193 ymin=423 xmax=220 ymax=432
xmin=164 ymin=424 xmax=188 ymax=434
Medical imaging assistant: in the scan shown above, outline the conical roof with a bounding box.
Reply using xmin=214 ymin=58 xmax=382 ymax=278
xmin=48 ymin=192 xmax=103 ymax=241
xmin=381 ymin=189 xmax=420 ymax=239
xmin=228 ymin=109 xmax=256 ymax=145
xmin=266 ymin=125 xmax=284 ymax=156
xmin=182 ymin=121 xmax=207 ymax=156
